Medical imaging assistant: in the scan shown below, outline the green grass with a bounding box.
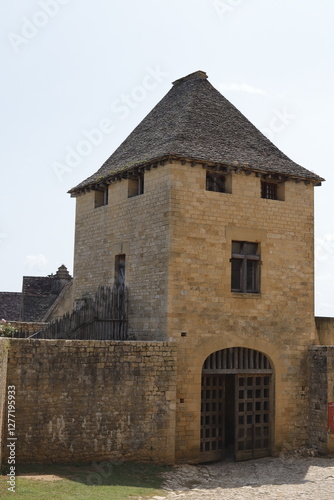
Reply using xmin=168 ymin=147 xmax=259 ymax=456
xmin=0 ymin=461 xmax=171 ymax=499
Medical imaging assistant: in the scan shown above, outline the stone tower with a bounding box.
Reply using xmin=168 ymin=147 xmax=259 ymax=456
xmin=69 ymin=71 xmax=324 ymax=461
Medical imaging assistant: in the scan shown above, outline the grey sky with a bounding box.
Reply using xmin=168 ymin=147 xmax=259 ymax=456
xmin=1 ymin=0 xmax=333 ymax=315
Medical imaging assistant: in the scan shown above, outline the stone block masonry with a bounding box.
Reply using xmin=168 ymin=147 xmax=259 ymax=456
xmin=309 ymin=346 xmax=334 ymax=454
xmin=0 ymin=339 xmax=177 ymax=465
xmin=166 ymin=163 xmax=317 ymax=461
xmin=315 ymin=317 xmax=334 ymax=345
xmin=73 ymin=166 xmax=171 ymax=341
xmin=11 ymin=322 xmax=47 ymax=337
xmin=72 ymin=161 xmax=321 ymax=461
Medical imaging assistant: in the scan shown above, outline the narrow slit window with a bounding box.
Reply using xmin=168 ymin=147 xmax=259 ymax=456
xmin=115 ymin=254 xmax=126 ymax=286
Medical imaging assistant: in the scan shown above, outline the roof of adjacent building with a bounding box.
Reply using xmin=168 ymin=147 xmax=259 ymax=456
xmin=21 ymin=265 xmax=72 ymax=322
xmin=69 ymin=70 xmax=323 ymax=195
xmin=0 ymin=292 xmax=22 ymax=322
xmin=0 ymin=265 xmax=72 ymax=322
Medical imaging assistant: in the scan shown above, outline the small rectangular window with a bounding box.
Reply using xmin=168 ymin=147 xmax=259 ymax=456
xmin=128 ymin=172 xmax=144 ymax=197
xmin=231 ymin=241 xmax=260 ymax=293
xmin=261 ymin=182 xmax=277 ymax=200
xmin=206 ymin=172 xmax=226 ymax=193
xmin=94 ymin=188 xmax=108 ymax=208
xmin=115 ymin=254 xmax=125 ymax=286
xmin=261 ymin=181 xmax=285 ymax=201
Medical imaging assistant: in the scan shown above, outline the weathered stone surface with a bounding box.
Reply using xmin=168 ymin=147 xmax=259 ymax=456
xmin=309 ymin=346 xmax=334 ymax=454
xmin=315 ymin=317 xmax=334 ymax=345
xmin=158 ymin=456 xmax=334 ymax=500
xmin=72 ymin=161 xmax=320 ymax=461
xmin=0 ymin=339 xmax=177 ymax=465
xmin=10 ymin=321 xmax=47 ymax=337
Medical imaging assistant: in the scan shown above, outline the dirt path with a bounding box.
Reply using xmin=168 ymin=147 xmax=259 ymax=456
xmin=144 ymin=456 xmax=334 ymax=500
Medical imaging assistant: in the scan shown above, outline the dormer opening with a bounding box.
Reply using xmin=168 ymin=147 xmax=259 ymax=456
xmin=94 ymin=187 xmax=108 ymax=208
xmin=206 ymin=170 xmax=232 ymax=194
xmin=128 ymin=172 xmax=144 ymax=198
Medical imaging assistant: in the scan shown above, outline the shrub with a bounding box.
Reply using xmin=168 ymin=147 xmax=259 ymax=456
xmin=0 ymin=319 xmax=17 ymax=338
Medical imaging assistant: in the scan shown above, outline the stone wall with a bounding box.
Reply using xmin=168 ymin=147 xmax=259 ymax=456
xmin=73 ymin=166 xmax=171 ymax=340
xmin=166 ymin=162 xmax=317 ymax=461
xmin=71 ymin=161 xmax=319 ymax=461
xmin=11 ymin=322 xmax=47 ymax=338
xmin=309 ymin=346 xmax=334 ymax=454
xmin=0 ymin=339 xmax=177 ymax=465
xmin=315 ymin=317 xmax=334 ymax=345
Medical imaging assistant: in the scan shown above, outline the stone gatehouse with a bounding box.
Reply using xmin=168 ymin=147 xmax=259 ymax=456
xmin=1 ymin=71 xmax=333 ymax=466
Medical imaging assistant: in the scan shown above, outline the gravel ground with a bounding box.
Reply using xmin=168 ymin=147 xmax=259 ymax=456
xmin=144 ymin=455 xmax=334 ymax=500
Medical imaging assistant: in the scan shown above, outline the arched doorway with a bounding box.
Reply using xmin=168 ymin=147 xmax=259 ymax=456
xmin=200 ymin=347 xmax=273 ymax=462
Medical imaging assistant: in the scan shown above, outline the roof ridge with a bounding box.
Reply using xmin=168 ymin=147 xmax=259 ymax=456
xmin=172 ymin=70 xmax=208 ymax=86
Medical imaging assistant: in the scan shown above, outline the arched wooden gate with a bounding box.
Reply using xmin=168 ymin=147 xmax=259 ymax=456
xmin=200 ymin=347 xmax=273 ymax=462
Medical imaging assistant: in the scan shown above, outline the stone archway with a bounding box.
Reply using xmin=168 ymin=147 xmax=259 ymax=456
xmin=200 ymin=347 xmax=274 ymax=462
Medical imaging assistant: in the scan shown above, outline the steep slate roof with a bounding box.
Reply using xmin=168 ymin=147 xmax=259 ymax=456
xmin=69 ymin=70 xmax=323 ymax=195
xmin=0 ymin=266 xmax=73 ymax=323
xmin=0 ymin=292 xmax=22 ymax=321
xmin=21 ymin=266 xmax=72 ymax=322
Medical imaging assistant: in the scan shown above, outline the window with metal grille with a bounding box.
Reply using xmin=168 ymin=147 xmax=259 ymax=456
xmin=206 ymin=172 xmax=226 ymax=193
xmin=261 ymin=182 xmax=278 ymax=200
xmin=231 ymin=241 xmax=260 ymax=293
